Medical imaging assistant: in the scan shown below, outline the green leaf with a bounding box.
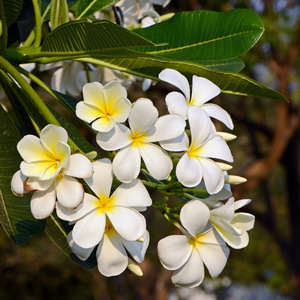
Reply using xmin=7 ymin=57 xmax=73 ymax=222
xmin=86 ymin=51 xmax=287 ymax=102
xmin=198 ymin=58 xmax=245 ymax=72
xmin=3 ymin=0 xmax=23 ymax=26
xmin=76 ymin=0 xmax=119 ymax=20
xmin=50 ymin=0 xmax=70 ymax=30
xmin=133 ymin=9 xmax=264 ymax=61
xmin=0 ymin=105 xmax=45 ymax=245
xmin=41 ymin=20 xmax=154 ymax=56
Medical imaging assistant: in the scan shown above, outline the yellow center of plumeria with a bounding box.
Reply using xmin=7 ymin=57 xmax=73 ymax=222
xmin=95 ymin=194 xmax=116 ymax=214
xmin=130 ymin=131 xmax=146 ymax=148
xmin=104 ymin=219 xmax=116 ymax=237
xmin=188 ymin=233 xmax=205 ymax=248
xmin=187 ymin=142 xmax=202 ymax=158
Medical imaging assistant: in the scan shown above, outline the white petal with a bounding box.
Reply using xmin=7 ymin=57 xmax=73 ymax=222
xmin=202 ymin=104 xmax=233 ymax=130
xmin=160 ymin=132 xmax=189 ymax=152
xmin=67 ymin=231 xmax=94 ymax=261
xmin=40 ymin=124 xmax=68 ymax=153
xmin=56 ymin=193 xmax=98 ymax=222
xmin=96 ymin=123 xmax=131 ymax=151
xmin=139 ymin=143 xmax=173 ymax=180
xmin=55 ymin=141 xmax=71 ymax=167
xmin=72 ymin=210 xmax=106 ymax=248
xmin=109 ymin=97 xmax=132 ymax=123
xmin=113 ymin=145 xmax=141 ymax=182
xmin=195 ymin=229 xmax=229 ymax=278
xmin=96 ymin=233 xmax=128 ymax=276
xmin=159 ymin=69 xmax=190 ymax=101
xmin=102 ymin=81 xmax=127 ymax=104
xmin=200 ymin=158 xmax=225 ymax=195
xmin=75 ymin=102 xmax=102 ymax=123
xmin=17 ymin=135 xmax=51 ymax=162
xmin=214 ymin=224 xmax=247 ymax=249
xmin=165 ymin=91 xmax=188 ymax=119
xmin=122 ymin=230 xmax=150 ymax=263
xmin=180 ymin=200 xmax=210 ymax=236
xmin=11 ymin=170 xmax=27 ymax=196
xmin=129 ymin=98 xmax=158 ymax=133
xmin=56 ymin=176 xmax=84 ymax=209
xmin=234 ymin=199 xmax=251 ymax=211
xmin=210 ymin=197 xmax=235 ymax=223
xmin=190 ymin=76 xmax=220 ymax=106
xmin=201 ymin=135 xmax=233 ymax=162
xmin=171 ymin=249 xmax=204 ymax=288
xmin=30 ymin=185 xmax=56 ymax=219
xmin=84 ymin=158 xmax=112 ymax=198
xmin=25 ymin=177 xmax=53 ymax=192
xmin=145 ymin=115 xmax=186 ymax=143
xmin=232 ymin=212 xmax=255 ymax=231
xmin=112 ymin=179 xmax=152 ymax=209
xmin=92 ymin=116 xmax=116 ymax=132
xmin=63 ymin=153 xmax=93 ymax=178
xmin=188 ymin=106 xmax=215 ymax=147
xmin=158 ymin=235 xmax=192 ymax=270
xmin=106 ymin=206 xmax=146 ymax=241
xmin=82 ymin=81 xmax=105 ymax=107
xmin=176 ymin=153 xmax=202 ymax=187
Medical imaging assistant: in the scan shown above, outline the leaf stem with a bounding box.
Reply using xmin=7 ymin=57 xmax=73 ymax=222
xmin=32 ymin=0 xmax=42 ymax=48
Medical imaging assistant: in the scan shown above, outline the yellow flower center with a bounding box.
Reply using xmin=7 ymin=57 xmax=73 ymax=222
xmin=95 ymin=194 xmax=115 ymax=214
xmin=188 ymin=233 xmax=205 ymax=248
xmin=187 ymin=142 xmax=202 ymax=158
xmin=130 ymin=131 xmax=146 ymax=148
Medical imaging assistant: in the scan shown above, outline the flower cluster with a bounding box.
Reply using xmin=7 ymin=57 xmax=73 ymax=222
xmin=11 ymin=69 xmax=254 ymax=286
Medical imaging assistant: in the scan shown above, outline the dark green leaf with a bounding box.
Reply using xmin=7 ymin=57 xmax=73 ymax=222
xmin=76 ymin=0 xmax=118 ymax=19
xmin=88 ymin=50 xmax=287 ymax=102
xmin=41 ymin=20 xmax=154 ymax=55
xmin=134 ymin=9 xmax=264 ymax=61
xmin=50 ymin=0 xmax=70 ymax=29
xmin=0 ymin=105 xmax=45 ymax=245
xmin=3 ymin=0 xmax=23 ymax=26
xmin=198 ymin=58 xmax=245 ymax=72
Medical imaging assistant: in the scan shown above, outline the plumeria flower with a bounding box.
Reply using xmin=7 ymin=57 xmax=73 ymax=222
xmin=159 ymin=69 xmax=233 ymax=129
xmin=51 ymin=61 xmax=85 ymax=97
xmin=11 ymin=124 xmax=93 ymax=219
xmin=209 ymin=197 xmax=255 ymax=249
xmin=96 ymin=98 xmax=186 ymax=183
xmin=161 ymin=106 xmax=233 ymax=194
xmin=67 ymin=226 xmax=150 ymax=277
xmin=76 ymin=81 xmax=132 ymax=132
xmin=56 ymin=158 xmax=152 ymax=249
xmin=158 ymin=200 xmax=229 ymax=287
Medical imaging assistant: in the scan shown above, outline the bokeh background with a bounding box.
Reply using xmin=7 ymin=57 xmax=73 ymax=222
xmin=1 ymin=0 xmax=299 ymax=299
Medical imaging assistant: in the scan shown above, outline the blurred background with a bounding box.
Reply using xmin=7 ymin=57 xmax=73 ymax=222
xmin=0 ymin=0 xmax=299 ymax=299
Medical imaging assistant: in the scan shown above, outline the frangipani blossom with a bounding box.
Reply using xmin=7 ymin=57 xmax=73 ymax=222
xmin=96 ymin=98 xmax=186 ymax=183
xmin=159 ymin=69 xmax=233 ymax=129
xmin=11 ymin=124 xmax=93 ymax=219
xmin=158 ymin=200 xmax=229 ymax=287
xmin=67 ymin=226 xmax=150 ymax=277
xmin=76 ymin=81 xmax=131 ymax=132
xmin=56 ymin=158 xmax=152 ymax=249
xmin=161 ymin=106 xmax=233 ymax=194
xmin=209 ymin=197 xmax=255 ymax=249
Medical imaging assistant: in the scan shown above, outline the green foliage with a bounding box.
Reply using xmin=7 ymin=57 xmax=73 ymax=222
xmin=76 ymin=0 xmax=119 ymax=19
xmin=2 ymin=0 xmax=23 ymax=26
xmin=50 ymin=0 xmax=69 ymax=29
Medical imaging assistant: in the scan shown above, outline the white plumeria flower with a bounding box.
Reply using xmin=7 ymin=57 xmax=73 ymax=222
xmin=76 ymin=81 xmax=132 ymax=132
xmin=159 ymin=69 xmax=233 ymax=129
xmin=161 ymin=106 xmax=233 ymax=194
xmin=51 ymin=61 xmax=84 ymax=97
xmin=67 ymin=227 xmax=150 ymax=277
xmin=11 ymin=124 xmax=93 ymax=219
xmin=96 ymin=98 xmax=186 ymax=183
xmin=56 ymin=158 xmax=152 ymax=249
xmin=158 ymin=200 xmax=229 ymax=288
xmin=209 ymin=197 xmax=255 ymax=249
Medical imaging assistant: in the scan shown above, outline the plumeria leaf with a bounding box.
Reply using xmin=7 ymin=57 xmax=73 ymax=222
xmin=45 ymin=213 xmax=71 ymax=256
xmin=76 ymin=0 xmax=119 ymax=19
xmin=41 ymin=20 xmax=154 ymax=56
xmin=198 ymin=58 xmax=245 ymax=73
xmin=0 ymin=105 xmax=45 ymax=245
xmin=134 ymin=9 xmax=264 ymax=61
xmin=3 ymin=0 xmax=23 ymax=26
xmin=50 ymin=0 xmax=70 ymax=30
xmin=85 ymin=52 xmax=287 ymax=102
